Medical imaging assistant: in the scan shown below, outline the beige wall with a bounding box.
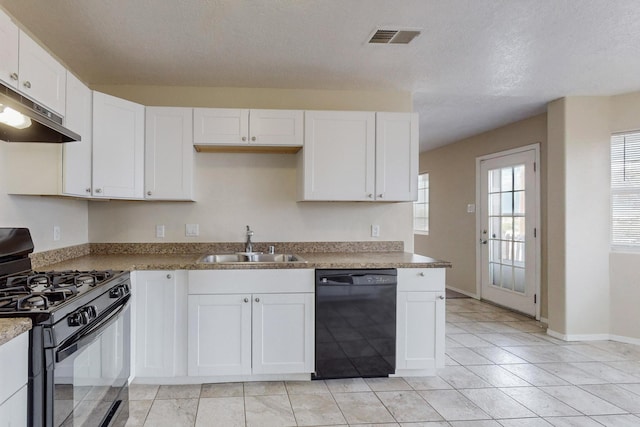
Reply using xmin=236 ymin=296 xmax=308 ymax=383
xmin=608 ymin=92 xmax=640 ymax=341
xmin=0 ymin=143 xmax=89 ymax=251
xmin=88 ymin=86 xmax=416 ymax=249
xmin=414 ymin=114 xmax=548 ymax=317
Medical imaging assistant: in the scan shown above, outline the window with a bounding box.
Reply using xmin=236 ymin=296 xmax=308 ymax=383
xmin=611 ymin=131 xmax=640 ymax=248
xmin=414 ymin=173 xmax=429 ymax=234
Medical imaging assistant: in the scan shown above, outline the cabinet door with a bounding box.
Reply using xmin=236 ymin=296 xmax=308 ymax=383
xmin=193 ymin=108 xmax=249 ymax=145
xmin=17 ymin=30 xmax=66 ymax=115
xmin=188 ymin=294 xmax=252 ymax=376
xmin=375 ymin=112 xmax=418 ymax=201
xmin=0 ymin=385 xmax=27 ymax=427
xmin=62 ymin=73 xmax=92 ymax=197
xmin=396 ymin=291 xmax=445 ymax=373
xmin=134 ymin=271 xmax=179 ymax=377
xmin=302 ymin=111 xmax=375 ymax=201
xmin=92 ymin=91 xmax=145 ymax=198
xmin=249 ymin=110 xmax=303 ymax=146
xmin=252 ymin=293 xmax=314 ymax=374
xmin=145 ymin=107 xmax=194 ymax=200
xmin=0 ymin=10 xmax=19 ymax=89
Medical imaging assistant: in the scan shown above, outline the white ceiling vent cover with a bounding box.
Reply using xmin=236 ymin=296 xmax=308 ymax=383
xmin=368 ymin=28 xmax=421 ymax=44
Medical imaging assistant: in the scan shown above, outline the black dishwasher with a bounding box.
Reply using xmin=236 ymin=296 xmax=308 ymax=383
xmin=314 ymin=269 xmax=397 ymax=379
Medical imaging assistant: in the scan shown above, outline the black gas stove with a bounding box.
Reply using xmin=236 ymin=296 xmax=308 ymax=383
xmin=0 ymin=228 xmax=130 ymax=427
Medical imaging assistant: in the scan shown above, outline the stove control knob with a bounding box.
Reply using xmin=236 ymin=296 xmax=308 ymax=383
xmin=109 ymin=286 xmax=124 ymax=299
xmin=68 ymin=309 xmax=90 ymax=327
xmin=86 ymin=305 xmax=98 ymax=320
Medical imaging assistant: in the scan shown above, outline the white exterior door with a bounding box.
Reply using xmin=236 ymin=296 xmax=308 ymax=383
xmin=479 ymin=147 xmax=539 ymax=317
xmin=251 ymin=293 xmax=314 ymax=374
xmin=187 ymin=294 xmax=252 ymax=376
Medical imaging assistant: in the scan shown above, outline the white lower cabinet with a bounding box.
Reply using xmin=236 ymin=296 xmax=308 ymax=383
xmin=133 ymin=271 xmax=187 ymax=378
xmin=396 ymin=268 xmax=446 ymax=375
xmin=187 ymin=269 xmax=314 ymax=378
xmin=0 ymin=331 xmax=28 ymax=427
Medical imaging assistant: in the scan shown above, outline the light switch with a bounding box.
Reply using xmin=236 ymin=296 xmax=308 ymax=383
xmin=467 ymin=204 xmax=476 ymax=213
xmin=53 ymin=226 xmax=61 ymax=241
xmin=371 ymin=224 xmax=380 ymax=237
xmin=156 ymin=225 xmax=165 ymax=238
xmin=185 ymin=224 xmax=199 ymax=237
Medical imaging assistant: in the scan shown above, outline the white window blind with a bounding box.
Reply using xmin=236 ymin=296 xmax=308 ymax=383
xmin=611 ymin=132 xmax=640 ymax=247
xmin=414 ymin=173 xmax=429 ymax=234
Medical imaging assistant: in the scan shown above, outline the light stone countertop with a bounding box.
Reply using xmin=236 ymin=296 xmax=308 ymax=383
xmin=0 ymin=318 xmax=32 ymax=346
xmin=39 ymin=251 xmax=451 ymax=271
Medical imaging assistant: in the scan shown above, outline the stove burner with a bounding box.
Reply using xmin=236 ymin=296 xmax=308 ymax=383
xmin=74 ymin=274 xmax=96 ymax=287
xmin=22 ymin=295 xmax=47 ymax=309
xmin=29 ymin=274 xmax=50 ymax=287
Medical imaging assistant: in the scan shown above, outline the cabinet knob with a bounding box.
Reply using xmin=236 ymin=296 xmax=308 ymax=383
xmin=251 ymin=136 xmax=256 ymax=142
xmin=85 ymin=188 xmax=91 ymax=193
xmin=9 ymin=72 xmax=18 ymax=81
xmin=378 ymin=194 xmax=383 ymax=198
xmin=242 ymin=136 xmax=247 ymax=142
xmin=147 ymin=191 xmax=152 ymax=196
xmin=254 ymin=297 xmax=260 ymax=303
xmin=23 ymin=80 xmax=31 ymax=89
xmin=243 ymin=297 xmax=249 ymax=303
xmin=166 ymin=274 xmax=172 ymax=279
xmin=438 ymin=295 xmax=445 ymax=300
xmin=419 ymin=272 xmax=425 ymax=277
xmin=95 ymin=188 xmax=102 ymax=193
xmin=367 ymin=193 xmax=373 ymax=198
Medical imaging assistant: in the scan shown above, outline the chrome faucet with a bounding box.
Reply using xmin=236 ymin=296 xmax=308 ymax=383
xmin=245 ymin=225 xmax=254 ymax=253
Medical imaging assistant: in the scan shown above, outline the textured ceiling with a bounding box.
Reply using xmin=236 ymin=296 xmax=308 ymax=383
xmin=2 ymin=0 xmax=640 ymax=152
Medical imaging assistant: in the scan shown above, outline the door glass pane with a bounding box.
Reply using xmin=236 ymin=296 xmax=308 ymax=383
xmin=491 ymin=263 xmax=501 ymax=286
xmin=514 ymin=267 xmax=525 ymax=293
xmin=490 ymin=240 xmax=500 ymax=262
xmin=490 ymin=194 xmax=500 ymax=215
xmin=501 ymin=192 xmax=513 ymax=215
xmin=514 ymin=191 xmax=525 ymax=215
xmin=502 ymin=265 xmax=514 ymax=290
xmin=513 ymin=217 xmax=525 ymax=241
xmin=489 ymin=169 xmax=501 ymax=193
xmin=489 ymin=217 xmax=500 ymax=239
xmin=501 ymin=217 xmax=513 ymax=240
xmin=513 ymin=242 xmax=525 ymax=266
xmin=513 ymin=165 xmax=525 ymax=191
xmin=501 ymin=167 xmax=513 ymax=191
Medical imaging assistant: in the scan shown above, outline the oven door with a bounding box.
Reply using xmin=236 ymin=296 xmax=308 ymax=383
xmin=52 ymin=299 xmax=130 ymax=427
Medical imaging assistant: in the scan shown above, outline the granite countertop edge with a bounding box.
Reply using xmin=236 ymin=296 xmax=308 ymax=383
xmin=39 ymin=252 xmax=452 ymax=271
xmin=0 ymin=318 xmax=32 ymax=346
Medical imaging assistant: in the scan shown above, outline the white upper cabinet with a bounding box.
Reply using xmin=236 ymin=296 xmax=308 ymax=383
xmin=375 ymin=112 xmax=418 ymax=201
xmin=0 ymin=11 xmax=66 ymax=115
xmin=17 ymin=31 xmax=67 ymax=115
xmin=145 ymin=107 xmax=194 ymax=200
xmin=62 ymin=73 xmax=92 ymax=197
xmin=301 ymin=110 xmax=376 ymax=201
xmin=193 ymin=108 xmax=303 ymax=150
xmin=300 ymin=111 xmax=418 ymax=202
xmin=0 ymin=10 xmax=19 ymax=90
xmin=92 ymin=91 xmax=145 ymax=199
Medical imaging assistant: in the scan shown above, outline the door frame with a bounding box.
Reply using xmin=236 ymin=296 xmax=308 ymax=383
xmin=475 ymin=143 xmax=541 ymax=320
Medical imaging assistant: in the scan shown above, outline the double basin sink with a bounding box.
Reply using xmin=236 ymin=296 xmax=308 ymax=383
xmin=198 ymin=252 xmax=307 ymax=264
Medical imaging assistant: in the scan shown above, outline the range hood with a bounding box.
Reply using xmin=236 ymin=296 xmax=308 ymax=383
xmin=0 ymin=83 xmax=80 ymax=143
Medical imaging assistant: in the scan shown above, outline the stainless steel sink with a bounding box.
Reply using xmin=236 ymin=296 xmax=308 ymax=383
xmin=197 ymin=253 xmax=307 ymax=264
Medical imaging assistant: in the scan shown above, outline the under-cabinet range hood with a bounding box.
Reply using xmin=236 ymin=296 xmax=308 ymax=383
xmin=0 ymin=82 xmax=80 ymax=143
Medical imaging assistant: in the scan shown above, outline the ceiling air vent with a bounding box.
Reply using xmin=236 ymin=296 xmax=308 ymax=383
xmin=368 ymin=28 xmax=421 ymax=44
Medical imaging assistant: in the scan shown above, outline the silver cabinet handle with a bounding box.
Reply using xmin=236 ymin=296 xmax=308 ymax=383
xmin=242 ymin=136 xmax=247 ymax=141
xmin=166 ymin=274 xmax=172 ymax=279
xmin=251 ymin=136 xmax=256 ymax=141
xmin=9 ymin=72 xmax=18 ymax=81
xmin=438 ymin=295 xmax=445 ymax=300
xmin=85 ymin=188 xmax=91 ymax=193
xmin=254 ymin=297 xmax=260 ymax=303
xmin=243 ymin=297 xmax=249 ymax=303
xmin=147 ymin=191 xmax=152 ymax=196
xmin=95 ymin=188 xmax=102 ymax=193
xmin=23 ymin=81 xmax=31 ymax=89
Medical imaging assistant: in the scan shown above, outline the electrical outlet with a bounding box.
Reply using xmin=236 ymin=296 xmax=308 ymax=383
xmin=371 ymin=224 xmax=380 ymax=237
xmin=53 ymin=226 xmax=61 ymax=241
xmin=156 ymin=225 xmax=165 ymax=238
xmin=185 ymin=224 xmax=199 ymax=237
xmin=467 ymin=204 xmax=476 ymax=213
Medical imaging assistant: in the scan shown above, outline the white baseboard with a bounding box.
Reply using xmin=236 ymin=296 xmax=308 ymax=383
xmin=609 ymin=334 xmax=640 ymax=346
xmin=539 ymin=317 xmax=548 ymax=325
xmin=446 ymin=285 xmax=478 ymax=299
xmin=547 ymin=328 xmax=639 ymax=343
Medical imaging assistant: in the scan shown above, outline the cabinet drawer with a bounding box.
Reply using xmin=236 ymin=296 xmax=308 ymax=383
xmin=0 ymin=332 xmax=28 ymax=405
xmin=188 ymin=269 xmax=314 ymax=294
xmin=398 ymin=268 xmax=445 ymax=292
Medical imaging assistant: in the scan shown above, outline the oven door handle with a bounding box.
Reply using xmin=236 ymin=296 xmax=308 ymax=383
xmin=56 ymin=297 xmax=129 ymax=363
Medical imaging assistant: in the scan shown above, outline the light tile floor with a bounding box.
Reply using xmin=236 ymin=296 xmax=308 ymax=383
xmin=127 ymin=297 xmax=640 ymax=426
